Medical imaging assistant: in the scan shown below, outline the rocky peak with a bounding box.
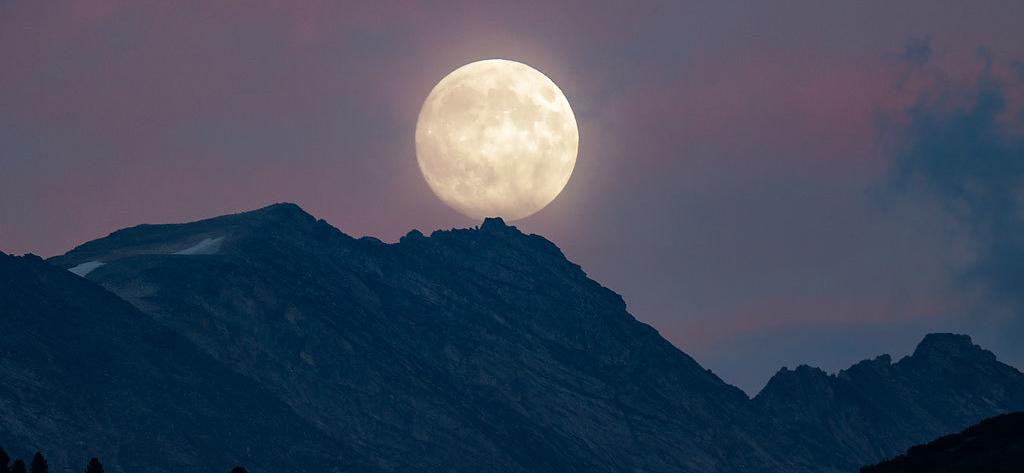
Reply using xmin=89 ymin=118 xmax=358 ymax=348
xmin=911 ymin=333 xmax=996 ymax=363
xmin=242 ymin=202 xmax=316 ymax=225
xmin=399 ymin=229 xmax=426 ymax=243
xmin=791 ymin=364 xmax=829 ymax=378
xmin=840 ymin=354 xmax=894 ymax=379
xmin=756 ymin=364 xmax=833 ymax=401
xmin=480 ymin=216 xmax=515 ymax=233
xmin=775 ymin=364 xmax=830 ymax=380
xmin=48 ymin=203 xmax=334 ymax=269
xmin=254 ymin=201 xmax=306 ymax=214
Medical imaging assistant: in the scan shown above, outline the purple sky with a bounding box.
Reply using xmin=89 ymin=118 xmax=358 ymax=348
xmin=3 ymin=1 xmax=1024 ymax=393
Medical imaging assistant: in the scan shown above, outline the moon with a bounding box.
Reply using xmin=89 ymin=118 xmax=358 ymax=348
xmin=415 ymin=59 xmax=579 ymax=221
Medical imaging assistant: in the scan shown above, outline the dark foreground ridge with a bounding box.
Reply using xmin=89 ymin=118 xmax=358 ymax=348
xmin=0 ymin=203 xmax=1021 ymax=473
xmin=861 ymin=411 xmax=1024 ymax=473
xmin=0 ymin=449 xmax=251 ymax=473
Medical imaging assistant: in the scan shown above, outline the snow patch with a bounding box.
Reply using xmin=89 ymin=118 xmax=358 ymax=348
xmin=174 ymin=236 xmax=224 ymax=255
xmin=68 ymin=261 xmax=105 ymax=277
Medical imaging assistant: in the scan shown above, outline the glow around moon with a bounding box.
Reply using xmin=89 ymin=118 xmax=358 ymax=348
xmin=415 ymin=59 xmax=579 ymax=221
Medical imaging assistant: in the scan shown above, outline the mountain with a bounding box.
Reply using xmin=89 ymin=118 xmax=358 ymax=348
xmin=0 ymin=202 xmax=1019 ymax=472
xmin=860 ymin=411 xmax=1024 ymax=473
xmin=753 ymin=334 xmax=1024 ymax=471
xmin=47 ymin=203 xmax=773 ymax=472
xmin=0 ymin=252 xmax=373 ymax=473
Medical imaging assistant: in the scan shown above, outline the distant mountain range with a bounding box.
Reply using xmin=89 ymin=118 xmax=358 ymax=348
xmin=1 ymin=203 xmax=1022 ymax=472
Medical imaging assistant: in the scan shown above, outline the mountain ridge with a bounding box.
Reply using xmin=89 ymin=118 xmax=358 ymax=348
xmin=1 ymin=202 xmax=1021 ymax=472
xmin=49 ymin=202 xmax=761 ymax=472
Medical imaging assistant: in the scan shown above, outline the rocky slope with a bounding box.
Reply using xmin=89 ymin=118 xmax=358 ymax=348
xmin=0 ymin=252 xmax=373 ymax=473
xmin=753 ymin=334 xmax=1024 ymax=471
xmin=0 ymin=202 xmax=1019 ymax=472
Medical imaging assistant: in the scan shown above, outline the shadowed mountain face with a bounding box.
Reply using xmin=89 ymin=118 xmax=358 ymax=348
xmin=0 ymin=202 xmax=1018 ymax=472
xmin=0 ymin=252 xmax=371 ymax=473
xmin=753 ymin=334 xmax=1024 ymax=471
xmin=860 ymin=412 xmax=1024 ymax=473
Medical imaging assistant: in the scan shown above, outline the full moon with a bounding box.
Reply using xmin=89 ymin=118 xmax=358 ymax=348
xmin=415 ymin=59 xmax=579 ymax=221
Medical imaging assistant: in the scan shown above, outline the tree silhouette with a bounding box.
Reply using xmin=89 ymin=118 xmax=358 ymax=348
xmin=84 ymin=458 xmax=102 ymax=473
xmin=10 ymin=460 xmax=25 ymax=473
xmin=29 ymin=453 xmax=46 ymax=473
xmin=0 ymin=447 xmax=10 ymax=473
xmin=230 ymin=467 xmax=249 ymax=473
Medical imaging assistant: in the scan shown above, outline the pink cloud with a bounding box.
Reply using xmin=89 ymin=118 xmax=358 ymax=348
xmin=594 ymin=50 xmax=895 ymax=175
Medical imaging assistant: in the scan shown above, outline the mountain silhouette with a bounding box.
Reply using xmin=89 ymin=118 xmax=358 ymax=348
xmin=860 ymin=411 xmax=1024 ymax=472
xmin=0 ymin=203 xmax=1019 ymax=472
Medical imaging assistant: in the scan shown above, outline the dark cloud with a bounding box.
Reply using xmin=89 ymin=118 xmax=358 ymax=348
xmin=887 ymin=49 xmax=1024 ymax=348
xmin=902 ymin=36 xmax=933 ymax=66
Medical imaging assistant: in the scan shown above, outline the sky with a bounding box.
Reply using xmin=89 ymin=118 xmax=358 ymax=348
xmin=2 ymin=1 xmax=1024 ymax=394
